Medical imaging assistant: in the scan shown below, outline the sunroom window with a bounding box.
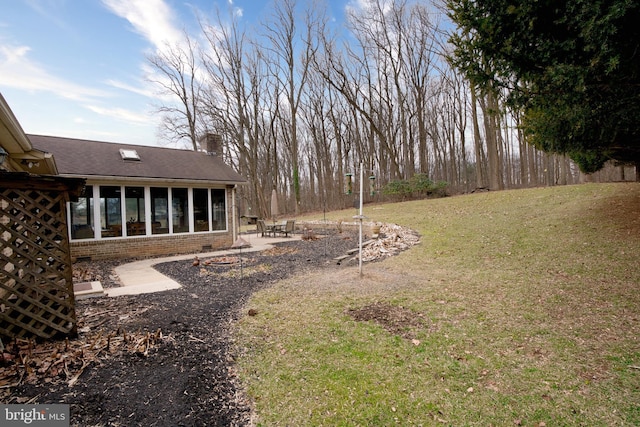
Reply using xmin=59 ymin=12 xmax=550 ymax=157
xmin=193 ymin=188 xmax=209 ymax=231
xmin=70 ymin=185 xmax=94 ymax=239
xmin=211 ymin=189 xmax=226 ymax=230
xmin=151 ymin=187 xmax=169 ymax=234
xmin=125 ymin=187 xmax=145 ymax=235
xmin=171 ymin=188 xmax=189 ymax=233
xmin=100 ymin=186 xmax=122 ymax=237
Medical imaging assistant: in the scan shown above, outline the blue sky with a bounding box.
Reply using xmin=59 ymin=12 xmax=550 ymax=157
xmin=0 ymin=0 xmax=351 ymax=147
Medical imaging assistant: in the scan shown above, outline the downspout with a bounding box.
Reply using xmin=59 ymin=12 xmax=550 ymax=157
xmin=232 ymin=185 xmax=237 ymax=243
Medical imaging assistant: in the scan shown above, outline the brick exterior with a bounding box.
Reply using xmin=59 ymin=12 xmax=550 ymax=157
xmin=71 ymin=232 xmax=233 ymax=261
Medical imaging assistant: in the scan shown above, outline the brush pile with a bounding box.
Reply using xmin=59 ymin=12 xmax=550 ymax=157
xmin=0 ymin=328 xmax=164 ymax=396
xmin=361 ymin=223 xmax=420 ymax=261
xmin=332 ymin=223 xmax=420 ymax=264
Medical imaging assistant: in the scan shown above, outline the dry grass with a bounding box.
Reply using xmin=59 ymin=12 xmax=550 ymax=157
xmin=233 ymin=183 xmax=640 ymax=426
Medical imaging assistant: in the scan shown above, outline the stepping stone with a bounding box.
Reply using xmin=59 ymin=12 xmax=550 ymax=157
xmin=74 ymin=281 xmax=105 ymax=300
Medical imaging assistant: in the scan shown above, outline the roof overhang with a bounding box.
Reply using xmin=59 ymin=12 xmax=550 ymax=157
xmin=0 ymin=94 xmax=58 ymax=174
xmin=0 ymin=94 xmax=32 ymax=153
xmin=56 ymin=173 xmax=248 ymax=186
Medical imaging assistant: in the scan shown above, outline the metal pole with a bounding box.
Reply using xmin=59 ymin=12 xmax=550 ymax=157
xmin=359 ymin=162 xmax=363 ymax=276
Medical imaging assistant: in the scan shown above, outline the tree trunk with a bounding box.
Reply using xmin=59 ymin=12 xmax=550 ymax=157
xmin=480 ymin=91 xmax=502 ymax=190
xmin=470 ymin=86 xmax=485 ymax=189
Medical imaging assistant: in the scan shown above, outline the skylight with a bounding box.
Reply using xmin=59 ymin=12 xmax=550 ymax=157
xmin=119 ymin=148 xmax=140 ymax=161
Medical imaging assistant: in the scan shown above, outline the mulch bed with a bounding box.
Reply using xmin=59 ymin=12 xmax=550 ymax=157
xmin=1 ymin=231 xmax=367 ymax=426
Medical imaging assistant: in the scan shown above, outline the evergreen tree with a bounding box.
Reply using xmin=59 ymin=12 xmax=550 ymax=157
xmin=447 ymin=0 xmax=640 ymax=174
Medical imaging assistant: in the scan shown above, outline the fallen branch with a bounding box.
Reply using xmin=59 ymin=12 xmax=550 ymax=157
xmin=188 ymin=335 xmax=206 ymax=343
xmin=68 ymin=360 xmax=92 ymax=387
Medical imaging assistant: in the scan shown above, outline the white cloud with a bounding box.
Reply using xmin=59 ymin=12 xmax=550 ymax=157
xmin=106 ymin=78 xmax=155 ymax=98
xmin=85 ymin=105 xmax=151 ymax=125
xmin=0 ymin=40 xmax=157 ymax=138
xmin=101 ymin=0 xmax=183 ymax=51
xmin=346 ymin=0 xmax=392 ymax=15
xmin=227 ymin=0 xmax=243 ymax=17
xmin=0 ymin=44 xmax=109 ymax=101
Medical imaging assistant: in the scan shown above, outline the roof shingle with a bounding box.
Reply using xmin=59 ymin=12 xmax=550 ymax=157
xmin=28 ymin=134 xmax=246 ymax=184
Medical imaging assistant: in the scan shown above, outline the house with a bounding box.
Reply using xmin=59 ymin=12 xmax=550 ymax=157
xmin=0 ymin=94 xmax=57 ymax=175
xmin=0 ymin=93 xmax=247 ymax=261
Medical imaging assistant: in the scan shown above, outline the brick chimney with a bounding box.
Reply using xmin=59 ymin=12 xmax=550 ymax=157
xmin=201 ymin=133 xmax=221 ymax=156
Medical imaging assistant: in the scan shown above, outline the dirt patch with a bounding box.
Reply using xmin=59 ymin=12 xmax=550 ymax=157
xmin=347 ymin=302 xmax=430 ymax=340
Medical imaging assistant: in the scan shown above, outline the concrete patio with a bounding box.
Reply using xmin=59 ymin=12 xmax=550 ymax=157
xmin=74 ymin=233 xmax=302 ymax=298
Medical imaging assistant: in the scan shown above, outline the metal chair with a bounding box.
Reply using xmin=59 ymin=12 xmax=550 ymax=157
xmin=281 ymin=220 xmax=295 ymax=237
xmin=257 ymin=219 xmax=267 ymax=237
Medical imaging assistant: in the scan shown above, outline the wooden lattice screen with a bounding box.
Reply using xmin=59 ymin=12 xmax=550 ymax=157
xmin=0 ymin=172 xmax=84 ymax=340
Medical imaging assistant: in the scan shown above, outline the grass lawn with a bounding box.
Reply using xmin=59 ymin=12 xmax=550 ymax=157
xmin=233 ymin=183 xmax=640 ymax=426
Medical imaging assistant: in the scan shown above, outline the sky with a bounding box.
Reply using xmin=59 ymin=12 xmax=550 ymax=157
xmin=0 ymin=0 xmax=352 ymax=147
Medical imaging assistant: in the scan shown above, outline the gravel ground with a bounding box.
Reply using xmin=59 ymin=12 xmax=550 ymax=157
xmin=4 ymin=230 xmax=366 ymax=426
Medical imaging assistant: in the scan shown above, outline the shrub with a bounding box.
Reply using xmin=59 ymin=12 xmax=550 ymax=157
xmin=382 ymin=179 xmax=413 ymax=200
xmin=381 ymin=174 xmax=448 ymax=200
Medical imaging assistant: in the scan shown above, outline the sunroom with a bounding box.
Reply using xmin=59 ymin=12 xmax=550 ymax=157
xmin=70 ymin=185 xmax=228 ymax=239
xmin=29 ymin=134 xmax=246 ymax=260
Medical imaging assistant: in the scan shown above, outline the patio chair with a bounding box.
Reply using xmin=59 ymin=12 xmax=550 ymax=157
xmin=281 ymin=219 xmax=296 ymax=237
xmin=257 ymin=219 xmax=267 ymax=237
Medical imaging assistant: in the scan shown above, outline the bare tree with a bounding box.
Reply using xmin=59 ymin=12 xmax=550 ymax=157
xmin=261 ymin=0 xmax=322 ymax=214
xmin=143 ymin=0 xmax=601 ymax=217
xmin=147 ymin=33 xmax=202 ymax=150
xmin=198 ymin=7 xmax=271 ymax=217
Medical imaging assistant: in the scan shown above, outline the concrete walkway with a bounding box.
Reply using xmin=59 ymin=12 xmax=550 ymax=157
xmin=104 ymin=233 xmax=301 ymax=297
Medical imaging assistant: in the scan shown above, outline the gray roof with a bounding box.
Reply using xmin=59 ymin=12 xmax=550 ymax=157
xmin=28 ymin=134 xmax=246 ymax=185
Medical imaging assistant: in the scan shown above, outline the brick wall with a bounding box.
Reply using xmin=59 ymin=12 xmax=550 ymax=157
xmin=71 ymin=232 xmax=233 ymax=261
